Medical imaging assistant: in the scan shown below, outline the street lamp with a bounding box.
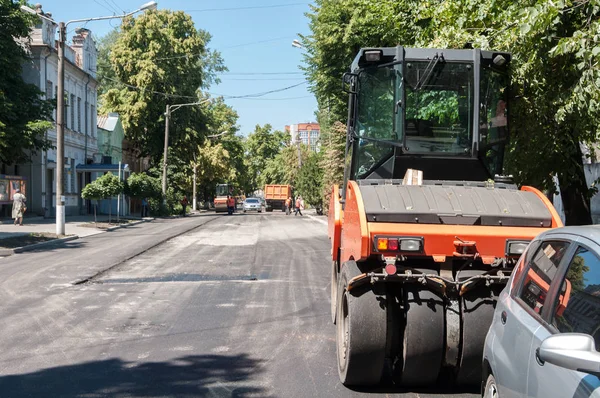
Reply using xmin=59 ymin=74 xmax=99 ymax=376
xmin=162 ymin=98 xmax=213 ymax=198
xmin=291 ymin=39 xmax=303 ymax=49
xmin=21 ymin=1 xmax=157 ymax=235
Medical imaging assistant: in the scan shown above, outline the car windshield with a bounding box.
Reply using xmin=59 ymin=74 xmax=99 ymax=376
xmin=246 ymin=199 xmax=259 ymax=203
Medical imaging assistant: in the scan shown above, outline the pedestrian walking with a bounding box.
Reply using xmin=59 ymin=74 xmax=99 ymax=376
xmin=12 ymin=189 xmax=26 ymax=226
xmin=285 ymin=196 xmax=292 ymax=215
xmin=181 ymin=196 xmax=188 ymax=217
xmin=141 ymin=197 xmax=148 ymax=217
xmin=295 ymin=196 xmax=303 ymax=216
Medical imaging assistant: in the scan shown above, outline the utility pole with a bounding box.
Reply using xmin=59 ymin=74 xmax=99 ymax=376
xmin=162 ymin=104 xmax=170 ymax=197
xmin=56 ymin=22 xmax=66 ymax=235
xmin=192 ymin=150 xmax=198 ymax=211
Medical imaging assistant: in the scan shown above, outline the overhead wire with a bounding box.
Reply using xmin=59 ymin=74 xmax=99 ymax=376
xmin=101 ymin=76 xmax=308 ymax=100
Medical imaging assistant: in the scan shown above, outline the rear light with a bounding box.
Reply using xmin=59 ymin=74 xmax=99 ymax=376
xmin=377 ymin=238 xmax=388 ymax=251
xmin=400 ymin=239 xmax=421 ymax=252
xmin=506 ymin=240 xmax=530 ymax=257
xmin=385 ymin=264 xmax=397 ymax=275
xmin=374 ymin=236 xmax=423 ymax=253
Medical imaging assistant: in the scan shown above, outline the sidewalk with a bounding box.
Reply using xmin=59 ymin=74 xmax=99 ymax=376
xmin=0 ymin=215 xmax=151 ymax=240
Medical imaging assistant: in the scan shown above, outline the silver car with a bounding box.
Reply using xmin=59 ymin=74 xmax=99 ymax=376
xmin=243 ymin=198 xmax=263 ymax=213
xmin=483 ymin=226 xmax=600 ymax=398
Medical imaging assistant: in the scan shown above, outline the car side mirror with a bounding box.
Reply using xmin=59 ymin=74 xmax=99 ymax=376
xmin=538 ymin=334 xmax=600 ymax=375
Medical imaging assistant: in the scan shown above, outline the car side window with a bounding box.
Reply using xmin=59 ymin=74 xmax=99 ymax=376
xmin=552 ymin=246 xmax=600 ymax=349
xmin=518 ymin=241 xmax=570 ymax=315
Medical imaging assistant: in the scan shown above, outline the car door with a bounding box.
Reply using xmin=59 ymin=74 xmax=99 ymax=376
xmin=526 ymin=236 xmax=600 ymax=398
xmin=492 ymin=239 xmax=572 ymax=398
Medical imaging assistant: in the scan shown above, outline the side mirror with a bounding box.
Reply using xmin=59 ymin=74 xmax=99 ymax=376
xmin=342 ymin=72 xmax=357 ymax=94
xmin=538 ymin=334 xmax=600 ymax=375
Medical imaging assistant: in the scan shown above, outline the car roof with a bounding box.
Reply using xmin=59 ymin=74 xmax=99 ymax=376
xmin=538 ymin=225 xmax=600 ymax=243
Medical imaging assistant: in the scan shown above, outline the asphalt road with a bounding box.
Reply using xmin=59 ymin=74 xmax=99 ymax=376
xmin=0 ymin=212 xmax=478 ymax=398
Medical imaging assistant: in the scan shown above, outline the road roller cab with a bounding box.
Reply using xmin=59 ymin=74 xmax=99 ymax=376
xmin=329 ymin=46 xmax=563 ymax=387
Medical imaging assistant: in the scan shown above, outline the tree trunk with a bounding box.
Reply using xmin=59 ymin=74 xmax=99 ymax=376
xmin=559 ymin=139 xmax=593 ymax=226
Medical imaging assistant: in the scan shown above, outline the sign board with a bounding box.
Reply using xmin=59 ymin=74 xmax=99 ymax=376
xmin=0 ymin=175 xmax=27 ymax=204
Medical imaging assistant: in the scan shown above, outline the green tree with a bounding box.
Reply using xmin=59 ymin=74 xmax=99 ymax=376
xmin=320 ymin=121 xmax=346 ymax=214
xmin=245 ymin=124 xmax=288 ymax=190
xmin=303 ymin=0 xmax=600 ymax=225
xmin=0 ymin=0 xmax=53 ymax=165
xmin=125 ymin=172 xmax=161 ymax=200
xmin=81 ymin=172 xmax=124 ymax=223
xmin=96 ymin=28 xmax=121 ymax=99
xmin=100 ymin=9 xmax=225 ymax=160
xmin=296 ymin=151 xmax=324 ymax=208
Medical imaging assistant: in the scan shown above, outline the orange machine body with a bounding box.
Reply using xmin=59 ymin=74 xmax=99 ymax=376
xmin=329 ymin=181 xmax=563 ymax=265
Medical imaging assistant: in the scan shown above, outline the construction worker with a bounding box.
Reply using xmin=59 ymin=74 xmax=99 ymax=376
xmin=226 ymin=195 xmax=236 ymax=215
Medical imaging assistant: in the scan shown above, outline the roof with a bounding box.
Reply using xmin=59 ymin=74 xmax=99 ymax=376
xmin=285 ymin=123 xmax=320 ymax=132
xmin=540 ymin=225 xmax=600 ymax=243
xmin=76 ymin=163 xmax=129 ymax=173
xmin=97 ymin=113 xmax=120 ymax=131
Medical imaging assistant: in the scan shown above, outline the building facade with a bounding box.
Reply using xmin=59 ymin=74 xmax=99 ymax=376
xmin=7 ymin=4 xmax=99 ymax=217
xmin=286 ymin=123 xmax=321 ymax=152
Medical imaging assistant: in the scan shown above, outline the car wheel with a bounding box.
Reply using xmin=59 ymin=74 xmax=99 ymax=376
xmin=483 ymin=374 xmax=499 ymax=398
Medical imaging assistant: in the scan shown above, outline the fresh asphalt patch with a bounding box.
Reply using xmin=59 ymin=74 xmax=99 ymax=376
xmin=72 ymin=215 xmax=220 ymax=286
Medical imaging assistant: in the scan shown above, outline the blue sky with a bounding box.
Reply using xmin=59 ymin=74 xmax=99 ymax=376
xmin=37 ymin=0 xmax=317 ymax=135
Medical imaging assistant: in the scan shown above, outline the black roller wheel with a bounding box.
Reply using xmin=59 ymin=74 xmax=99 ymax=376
xmin=456 ymin=285 xmax=500 ymax=385
xmin=331 ymin=260 xmax=338 ymax=324
xmin=336 ymin=260 xmax=387 ymax=386
xmin=395 ymin=284 xmax=444 ymax=386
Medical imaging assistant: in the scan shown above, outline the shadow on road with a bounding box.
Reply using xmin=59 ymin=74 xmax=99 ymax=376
xmin=0 ymin=354 xmax=267 ymax=398
xmin=20 ymin=240 xmax=86 ymax=254
xmin=347 ymin=368 xmax=480 ymax=395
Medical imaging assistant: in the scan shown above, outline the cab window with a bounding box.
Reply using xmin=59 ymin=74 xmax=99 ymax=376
xmin=517 ymin=241 xmax=570 ymax=315
xmin=552 ymin=246 xmax=600 ymax=349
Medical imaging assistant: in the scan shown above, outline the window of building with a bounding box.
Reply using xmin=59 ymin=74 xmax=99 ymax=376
xmin=90 ymin=105 xmax=95 ymax=137
xmin=71 ymin=159 xmax=76 ymax=193
xmin=45 ymin=80 xmax=53 ymax=99
xmin=77 ymin=97 xmax=81 ymax=132
xmin=85 ymin=101 xmax=89 ymax=135
xmin=70 ymin=94 xmax=76 ymax=130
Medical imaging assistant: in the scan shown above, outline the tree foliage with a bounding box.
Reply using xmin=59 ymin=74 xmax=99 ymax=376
xmin=99 ymin=9 xmax=225 ymax=160
xmin=296 ymin=151 xmax=324 ymax=207
xmin=320 ymin=121 xmax=346 ymax=214
xmin=125 ymin=172 xmax=161 ymax=199
xmin=303 ymin=0 xmax=600 ymax=225
xmin=81 ymin=172 xmax=124 ymax=222
xmin=245 ymin=124 xmax=288 ymax=190
xmin=0 ymin=0 xmax=53 ymax=165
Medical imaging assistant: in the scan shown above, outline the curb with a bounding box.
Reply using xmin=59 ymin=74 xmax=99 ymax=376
xmin=0 ymin=235 xmax=80 ymax=257
xmin=105 ymin=218 xmax=152 ymax=231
